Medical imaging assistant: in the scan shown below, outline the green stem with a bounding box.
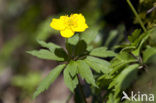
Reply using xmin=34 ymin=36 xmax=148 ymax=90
xmin=65 ymin=38 xmax=71 ymax=60
xmin=65 ymin=38 xmax=68 ymax=51
xmin=126 ymin=0 xmax=147 ymax=32
xmin=77 ymin=75 xmax=87 ymax=103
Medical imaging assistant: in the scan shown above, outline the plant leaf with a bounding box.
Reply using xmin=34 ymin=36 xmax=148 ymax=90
xmin=68 ymin=34 xmax=79 ymax=45
xmin=110 ymin=52 xmax=137 ymax=74
xmin=66 ymin=61 xmax=78 ymax=77
xmin=33 ymin=64 xmax=65 ymax=99
xmin=85 ymin=56 xmax=112 ymax=73
xmin=27 ymin=49 xmax=65 ymax=61
xmin=64 ymin=67 xmax=78 ymax=92
xmin=66 ymin=34 xmax=79 ymax=57
xmin=131 ymin=29 xmax=152 ymax=56
xmin=109 ymin=64 xmax=139 ymax=96
xmin=90 ymin=47 xmax=116 ymax=58
xmin=106 ymin=93 xmax=120 ymax=103
xmin=143 ymin=46 xmax=156 ymax=62
xmin=37 ymin=40 xmax=61 ymax=51
xmin=128 ymin=29 xmax=141 ymax=43
xmin=36 ymin=40 xmax=68 ymax=61
xmin=77 ymin=60 xmax=97 ymax=87
xmin=75 ymin=40 xmax=87 ymax=56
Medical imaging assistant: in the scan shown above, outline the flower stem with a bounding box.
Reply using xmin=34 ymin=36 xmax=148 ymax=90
xmin=77 ymin=75 xmax=87 ymax=103
xmin=65 ymin=38 xmax=72 ymax=60
xmin=65 ymin=38 xmax=68 ymax=50
xmin=126 ymin=0 xmax=147 ymax=32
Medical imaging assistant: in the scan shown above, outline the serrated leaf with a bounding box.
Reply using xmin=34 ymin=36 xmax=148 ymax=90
xmin=85 ymin=56 xmax=112 ymax=73
xmin=77 ymin=60 xmax=97 ymax=87
xmin=109 ymin=64 xmax=139 ymax=96
xmin=63 ymin=68 xmax=78 ymax=92
xmin=128 ymin=29 xmax=141 ymax=43
xmin=143 ymin=46 xmax=156 ymax=62
xmin=66 ymin=61 xmax=78 ymax=77
xmin=33 ymin=64 xmax=65 ymax=99
xmin=132 ymin=32 xmax=150 ymax=56
xmin=121 ymin=45 xmax=136 ymax=52
xmin=39 ymin=41 xmax=68 ymax=60
xmin=90 ymin=47 xmax=116 ymax=58
xmin=110 ymin=52 xmax=137 ymax=74
xmin=27 ymin=49 xmax=65 ymax=61
xmin=131 ymin=29 xmax=152 ymax=56
xmin=37 ymin=40 xmax=61 ymax=52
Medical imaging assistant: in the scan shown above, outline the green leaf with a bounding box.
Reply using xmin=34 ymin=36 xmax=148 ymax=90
xmin=132 ymin=31 xmax=150 ymax=56
xmin=128 ymin=29 xmax=141 ymax=43
xmin=109 ymin=64 xmax=139 ymax=96
xmin=87 ymin=45 xmax=94 ymax=51
xmin=66 ymin=61 xmax=78 ymax=77
xmin=106 ymin=93 xmax=120 ymax=103
xmin=110 ymin=52 xmax=137 ymax=74
xmin=80 ymin=26 xmax=100 ymax=44
xmin=85 ymin=56 xmax=112 ymax=74
xmin=54 ymin=48 xmax=68 ymax=61
xmin=90 ymin=47 xmax=116 ymax=58
xmin=77 ymin=60 xmax=97 ymax=87
xmin=131 ymin=29 xmax=152 ymax=56
xmin=66 ymin=35 xmax=79 ymax=57
xmin=143 ymin=46 xmax=156 ymax=62
xmin=75 ymin=40 xmax=87 ymax=56
xmin=149 ymin=27 xmax=156 ymax=46
xmin=37 ymin=40 xmax=61 ymax=51
xmin=27 ymin=49 xmax=65 ymax=61
xmin=121 ymin=45 xmax=136 ymax=52
xmin=33 ymin=64 xmax=65 ymax=99
xmin=63 ymin=68 xmax=78 ymax=92
xmin=38 ymin=40 xmax=68 ymax=60
xmin=67 ymin=34 xmax=79 ymax=45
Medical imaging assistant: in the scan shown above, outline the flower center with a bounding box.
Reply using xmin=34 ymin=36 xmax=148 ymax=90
xmin=68 ymin=19 xmax=77 ymax=27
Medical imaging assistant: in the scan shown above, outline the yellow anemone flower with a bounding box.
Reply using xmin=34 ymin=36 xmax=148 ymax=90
xmin=50 ymin=13 xmax=88 ymax=38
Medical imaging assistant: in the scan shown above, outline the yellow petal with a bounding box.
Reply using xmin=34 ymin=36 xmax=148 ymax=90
xmin=60 ymin=28 xmax=74 ymax=38
xmin=72 ymin=23 xmax=88 ymax=32
xmin=70 ymin=14 xmax=88 ymax=32
xmin=60 ymin=16 xmax=69 ymax=22
xmin=50 ymin=18 xmax=65 ymax=30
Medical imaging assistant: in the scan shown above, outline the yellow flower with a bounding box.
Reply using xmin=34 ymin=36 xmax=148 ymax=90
xmin=50 ymin=13 xmax=88 ymax=38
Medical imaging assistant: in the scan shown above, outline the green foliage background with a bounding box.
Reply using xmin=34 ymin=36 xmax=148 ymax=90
xmin=0 ymin=0 xmax=156 ymax=103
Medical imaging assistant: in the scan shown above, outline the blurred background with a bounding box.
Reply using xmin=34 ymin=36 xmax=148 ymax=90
xmin=0 ymin=0 xmax=156 ymax=103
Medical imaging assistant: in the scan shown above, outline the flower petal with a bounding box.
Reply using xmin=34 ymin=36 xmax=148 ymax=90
xmin=50 ymin=18 xmax=65 ymax=30
xmin=60 ymin=16 xmax=69 ymax=23
xmin=60 ymin=28 xmax=74 ymax=38
xmin=70 ymin=14 xmax=88 ymax=32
